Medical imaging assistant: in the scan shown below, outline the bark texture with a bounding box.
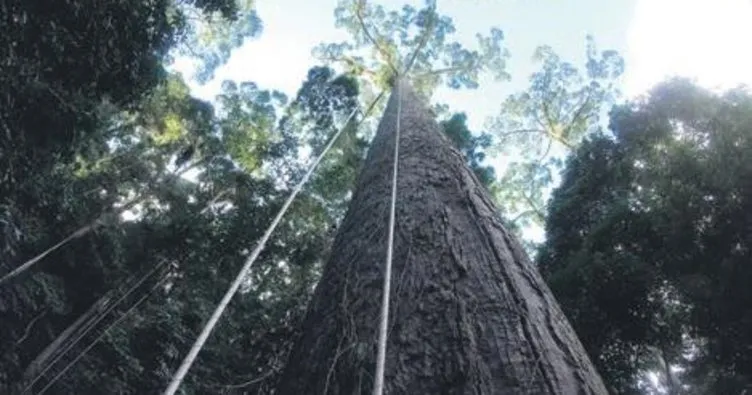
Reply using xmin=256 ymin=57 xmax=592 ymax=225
xmin=276 ymin=80 xmax=608 ymax=395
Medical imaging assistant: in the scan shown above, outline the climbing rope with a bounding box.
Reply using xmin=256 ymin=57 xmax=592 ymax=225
xmin=0 ymin=163 xmax=201 ymax=287
xmin=372 ymin=78 xmax=402 ymax=395
xmin=369 ymin=7 xmax=438 ymax=383
xmin=22 ymin=259 xmax=170 ymax=394
xmin=162 ymin=90 xmax=387 ymax=395
xmin=35 ymin=272 xmax=171 ymax=395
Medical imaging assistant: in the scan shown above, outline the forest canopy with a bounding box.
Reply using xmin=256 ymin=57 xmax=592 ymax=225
xmin=1 ymin=1 xmax=749 ymax=394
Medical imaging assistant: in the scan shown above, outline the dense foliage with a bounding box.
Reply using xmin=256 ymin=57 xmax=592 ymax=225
xmin=540 ymin=78 xmax=752 ymax=394
xmin=0 ymin=2 xmax=505 ymax=393
xmin=0 ymin=0 xmax=302 ymax=393
xmin=489 ymin=36 xmax=625 ymax=233
xmin=3 ymin=0 xmax=747 ymax=394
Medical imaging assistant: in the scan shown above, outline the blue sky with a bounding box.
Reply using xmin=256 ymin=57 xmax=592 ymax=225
xmin=183 ymin=0 xmax=752 ymax=126
xmin=174 ymin=0 xmax=752 ymax=241
xmin=183 ymin=0 xmax=635 ymax=132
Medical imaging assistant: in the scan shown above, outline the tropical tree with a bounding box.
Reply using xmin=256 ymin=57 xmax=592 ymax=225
xmin=489 ymin=36 xmax=624 ymax=235
xmin=276 ymin=79 xmax=607 ymax=394
xmin=3 ymin=60 xmax=366 ymax=393
xmin=0 ymin=1 xmax=271 ymax=392
xmin=440 ymin=113 xmax=497 ymax=189
xmin=539 ymin=78 xmax=752 ymax=394
xmin=1 ymin=1 xmax=629 ymax=393
xmin=315 ymin=0 xmax=509 ymax=101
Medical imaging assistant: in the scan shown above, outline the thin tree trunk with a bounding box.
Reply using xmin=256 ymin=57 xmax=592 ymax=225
xmin=276 ymin=79 xmax=608 ymax=394
xmin=661 ymin=348 xmax=676 ymax=395
xmin=23 ymin=288 xmax=115 ymax=381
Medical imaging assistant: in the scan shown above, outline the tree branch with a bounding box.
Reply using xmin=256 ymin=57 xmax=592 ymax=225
xmin=511 ymin=137 xmax=553 ymax=226
xmin=570 ymin=91 xmax=593 ymax=126
xmin=496 ymin=128 xmax=548 ymax=140
xmin=0 ymin=161 xmax=202 ymax=286
xmin=541 ymin=101 xmax=556 ymax=134
xmin=537 ymin=136 xmax=554 ymax=163
xmin=417 ymin=65 xmax=470 ymax=78
xmin=539 ymin=101 xmax=574 ymax=149
xmin=561 ymin=90 xmax=594 ymax=140
xmin=510 ymin=209 xmax=539 ymax=225
xmin=321 ymin=54 xmax=378 ymax=79
xmin=355 ymin=0 xmax=399 ymax=75
xmin=551 ymin=133 xmax=574 ymax=150
xmin=222 ymin=368 xmax=279 ymax=389
xmin=402 ymin=3 xmax=437 ymax=75
xmin=521 ymin=190 xmax=545 ymax=222
xmin=15 ymin=310 xmax=47 ymax=346
xmin=199 ymin=188 xmax=234 ymax=215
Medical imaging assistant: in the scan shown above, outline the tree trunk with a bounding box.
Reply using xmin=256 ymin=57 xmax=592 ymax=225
xmin=23 ymin=288 xmax=116 ymax=382
xmin=276 ymin=79 xmax=608 ymax=394
xmin=661 ymin=348 xmax=676 ymax=395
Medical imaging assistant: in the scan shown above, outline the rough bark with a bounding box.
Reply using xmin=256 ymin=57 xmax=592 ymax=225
xmin=276 ymin=80 xmax=608 ymax=394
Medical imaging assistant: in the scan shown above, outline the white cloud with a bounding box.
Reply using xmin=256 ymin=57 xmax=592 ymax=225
xmin=625 ymin=0 xmax=752 ymax=97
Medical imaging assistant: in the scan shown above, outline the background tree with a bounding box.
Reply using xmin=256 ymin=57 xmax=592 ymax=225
xmin=440 ymin=113 xmax=497 ymax=189
xmin=2 ymin=59 xmax=367 ymax=393
xmin=0 ymin=1 xmax=303 ymax=392
xmin=489 ymin=37 xmax=624 ymax=239
xmin=539 ymin=78 xmax=752 ymax=394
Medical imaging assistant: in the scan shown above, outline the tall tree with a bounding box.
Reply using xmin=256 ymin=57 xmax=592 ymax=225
xmin=2 ymin=65 xmax=364 ymax=394
xmin=489 ymin=37 xmax=624 ymax=234
xmin=0 ymin=1 xmax=254 ymax=391
xmin=539 ymin=78 xmax=752 ymax=394
xmin=316 ymin=0 xmax=509 ymax=104
xmin=276 ymin=79 xmax=607 ymax=394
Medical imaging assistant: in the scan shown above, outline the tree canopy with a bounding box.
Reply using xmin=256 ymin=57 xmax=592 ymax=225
xmin=540 ymin=78 xmax=752 ymax=394
xmin=316 ymin=0 xmax=509 ymax=98
xmin=1 ymin=0 xmax=748 ymax=394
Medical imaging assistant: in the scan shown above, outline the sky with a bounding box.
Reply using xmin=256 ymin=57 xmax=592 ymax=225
xmin=625 ymin=0 xmax=752 ymax=97
xmin=184 ymin=0 xmax=635 ymax=132
xmin=175 ymin=0 xmax=752 ymax=240
xmin=185 ymin=0 xmax=752 ymax=127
